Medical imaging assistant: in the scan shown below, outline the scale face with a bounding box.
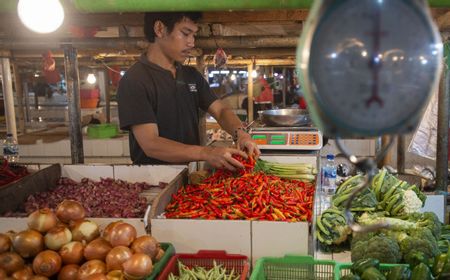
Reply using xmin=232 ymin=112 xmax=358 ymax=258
xmin=250 ymin=127 xmax=323 ymax=150
xmin=297 ymin=0 xmax=442 ymax=137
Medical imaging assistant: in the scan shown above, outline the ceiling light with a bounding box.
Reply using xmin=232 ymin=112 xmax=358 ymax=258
xmin=87 ymin=73 xmax=96 ymax=84
xmin=17 ymin=0 xmax=65 ymax=33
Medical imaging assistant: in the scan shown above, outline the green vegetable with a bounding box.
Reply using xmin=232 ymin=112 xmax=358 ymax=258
xmin=400 ymin=228 xmax=440 ymax=264
xmin=254 ymin=159 xmax=316 ymax=180
xmin=411 ymin=263 xmax=433 ymax=280
xmin=351 ymin=233 xmax=401 ymax=264
xmin=169 ymin=261 xmax=240 ymax=280
xmin=351 ymin=258 xmax=380 ymax=276
xmin=437 ymin=258 xmax=450 ymax=279
xmin=361 ymin=267 xmax=386 ymax=280
xmin=315 ymin=207 xmax=351 ymax=247
xmin=341 ymin=274 xmax=361 ymax=280
xmin=386 ymin=265 xmax=411 ymax=280
xmin=433 ymin=252 xmax=448 ymax=277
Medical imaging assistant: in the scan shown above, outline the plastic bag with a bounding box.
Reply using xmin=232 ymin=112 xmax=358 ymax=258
xmin=408 ymin=89 xmax=439 ymax=160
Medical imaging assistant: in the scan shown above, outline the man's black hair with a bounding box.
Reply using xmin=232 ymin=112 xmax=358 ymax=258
xmin=144 ymin=12 xmax=202 ymax=42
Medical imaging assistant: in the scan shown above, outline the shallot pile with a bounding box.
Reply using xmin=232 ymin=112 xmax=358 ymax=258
xmin=23 ymin=177 xmax=161 ymax=218
xmin=0 ymin=200 xmax=165 ymax=279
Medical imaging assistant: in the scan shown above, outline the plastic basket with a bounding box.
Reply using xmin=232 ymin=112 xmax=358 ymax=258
xmin=336 ymin=262 xmax=409 ymax=279
xmin=81 ymin=98 xmax=99 ymax=108
xmin=87 ymin=123 xmax=118 ymax=139
xmin=157 ymin=250 xmax=249 ymax=280
xmin=250 ymin=255 xmax=336 ymax=280
xmin=146 ymin=243 xmax=175 ymax=280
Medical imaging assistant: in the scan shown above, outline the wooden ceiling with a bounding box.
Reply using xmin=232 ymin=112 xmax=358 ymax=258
xmin=1 ymin=8 xmax=450 ymax=69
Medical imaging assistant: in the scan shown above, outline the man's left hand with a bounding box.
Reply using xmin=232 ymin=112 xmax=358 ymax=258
xmin=237 ymin=131 xmax=261 ymax=158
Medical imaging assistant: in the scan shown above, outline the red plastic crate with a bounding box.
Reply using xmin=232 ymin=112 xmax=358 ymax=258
xmin=157 ymin=250 xmax=249 ymax=280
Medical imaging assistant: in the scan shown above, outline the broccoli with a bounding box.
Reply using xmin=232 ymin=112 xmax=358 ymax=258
xmin=351 ymin=233 xmax=402 ymax=264
xmin=408 ymin=211 xmax=441 ymax=239
xmin=399 ymin=227 xmax=440 ymax=261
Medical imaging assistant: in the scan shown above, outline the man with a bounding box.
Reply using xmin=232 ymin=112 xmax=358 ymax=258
xmin=117 ymin=12 xmax=260 ymax=171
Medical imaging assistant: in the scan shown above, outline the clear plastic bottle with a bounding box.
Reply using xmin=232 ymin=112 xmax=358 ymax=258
xmin=3 ymin=133 xmax=19 ymax=163
xmin=321 ymin=154 xmax=337 ymax=196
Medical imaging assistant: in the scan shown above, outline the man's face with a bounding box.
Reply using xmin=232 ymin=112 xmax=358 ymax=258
xmin=159 ymin=17 xmax=198 ymax=63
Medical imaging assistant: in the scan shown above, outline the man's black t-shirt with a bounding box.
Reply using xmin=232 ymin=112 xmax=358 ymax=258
xmin=117 ymin=54 xmax=218 ymax=164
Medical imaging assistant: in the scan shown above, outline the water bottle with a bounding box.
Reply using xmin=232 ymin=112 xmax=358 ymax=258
xmin=3 ymin=133 xmax=19 ymax=163
xmin=322 ymin=154 xmax=337 ymax=196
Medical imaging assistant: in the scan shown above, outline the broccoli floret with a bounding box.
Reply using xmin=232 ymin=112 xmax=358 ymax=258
xmin=418 ymin=212 xmax=441 ymax=239
xmin=351 ymin=233 xmax=402 ymax=264
xmin=399 ymin=228 xmax=440 ymax=261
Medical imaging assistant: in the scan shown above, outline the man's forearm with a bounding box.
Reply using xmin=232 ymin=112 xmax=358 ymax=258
xmin=140 ymin=136 xmax=207 ymax=163
xmin=215 ymin=107 xmax=244 ymax=136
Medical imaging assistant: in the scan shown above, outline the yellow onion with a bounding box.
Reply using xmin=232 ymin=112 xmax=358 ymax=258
xmin=130 ymin=236 xmax=159 ymax=261
xmin=44 ymin=226 xmax=72 ymax=251
xmin=12 ymin=230 xmax=44 ymax=258
xmin=31 ymin=276 xmax=49 ymax=280
xmin=32 ymin=250 xmax=61 ymax=277
xmin=78 ymin=260 xmax=106 ymax=280
xmin=84 ymin=238 xmax=112 ymax=261
xmin=102 ymin=222 xmax=124 ymax=243
xmin=56 ymin=200 xmax=86 ymax=224
xmin=84 ymin=273 xmax=107 ymax=280
xmin=59 ymin=241 xmax=84 ymax=265
xmin=122 ymin=253 xmax=152 ymax=280
xmin=108 ymin=223 xmax=136 ymax=248
xmin=0 ymin=233 xmax=11 ymax=254
xmin=106 ymin=270 xmax=125 ymax=280
xmin=11 ymin=265 xmax=33 ymax=279
xmin=105 ymin=246 xmax=132 ymax=272
xmin=27 ymin=209 xmax=58 ymax=233
xmin=70 ymin=220 xmax=100 ymax=243
xmin=0 ymin=252 xmax=25 ymax=275
xmin=155 ymin=248 xmax=165 ymax=262
xmin=57 ymin=264 xmax=79 ymax=280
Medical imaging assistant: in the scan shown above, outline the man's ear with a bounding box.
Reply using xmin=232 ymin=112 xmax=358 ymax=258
xmin=154 ymin=20 xmax=167 ymax=38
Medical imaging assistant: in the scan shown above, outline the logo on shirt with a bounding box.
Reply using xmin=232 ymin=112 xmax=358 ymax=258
xmin=188 ymin=83 xmax=198 ymax=93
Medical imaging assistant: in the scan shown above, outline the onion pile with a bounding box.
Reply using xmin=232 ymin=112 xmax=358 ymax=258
xmin=0 ymin=200 xmax=163 ymax=279
xmin=24 ymin=177 xmax=159 ymax=218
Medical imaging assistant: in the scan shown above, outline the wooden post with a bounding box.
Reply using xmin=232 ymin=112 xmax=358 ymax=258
xmin=12 ymin=62 xmax=25 ymax=134
xmin=63 ymin=45 xmax=84 ymax=164
xmin=247 ymin=63 xmax=254 ymax=122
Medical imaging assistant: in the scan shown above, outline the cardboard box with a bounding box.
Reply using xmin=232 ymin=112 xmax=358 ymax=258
xmin=0 ymin=164 xmax=187 ymax=236
xmin=150 ymin=155 xmax=319 ymax=264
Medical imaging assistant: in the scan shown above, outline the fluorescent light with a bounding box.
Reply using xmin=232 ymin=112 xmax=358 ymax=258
xmin=18 ymin=0 xmax=65 ymax=33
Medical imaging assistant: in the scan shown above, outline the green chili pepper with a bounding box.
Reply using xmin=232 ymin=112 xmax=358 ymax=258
xmin=411 ymin=263 xmax=433 ymax=280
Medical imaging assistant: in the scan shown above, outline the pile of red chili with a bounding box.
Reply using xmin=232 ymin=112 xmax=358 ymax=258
xmin=0 ymin=159 xmax=29 ymax=187
xmin=165 ymin=156 xmax=315 ymax=222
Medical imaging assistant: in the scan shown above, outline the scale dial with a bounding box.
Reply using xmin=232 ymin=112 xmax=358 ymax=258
xmin=298 ymin=0 xmax=442 ymax=137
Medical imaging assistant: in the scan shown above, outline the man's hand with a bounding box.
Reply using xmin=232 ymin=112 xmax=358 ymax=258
xmin=202 ymin=146 xmax=248 ymax=171
xmin=236 ymin=130 xmax=261 ymax=158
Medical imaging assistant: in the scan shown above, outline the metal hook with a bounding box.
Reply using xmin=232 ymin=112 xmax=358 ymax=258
xmin=335 ymin=136 xmax=395 ymax=232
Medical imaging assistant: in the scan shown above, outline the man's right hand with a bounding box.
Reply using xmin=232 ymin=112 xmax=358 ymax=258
xmin=202 ymin=146 xmax=248 ymax=171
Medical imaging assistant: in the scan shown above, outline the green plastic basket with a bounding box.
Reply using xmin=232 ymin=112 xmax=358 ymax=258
xmin=146 ymin=242 xmax=176 ymax=280
xmin=251 ymin=255 xmax=337 ymax=280
xmin=336 ymin=262 xmax=409 ymax=279
xmin=87 ymin=123 xmax=118 ymax=139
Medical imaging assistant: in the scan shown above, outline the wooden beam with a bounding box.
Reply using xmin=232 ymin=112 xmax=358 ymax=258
xmin=201 ymin=10 xmax=308 ymax=23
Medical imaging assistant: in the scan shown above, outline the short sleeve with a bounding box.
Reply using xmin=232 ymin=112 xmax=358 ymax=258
xmin=194 ymin=70 xmax=218 ymax=111
xmin=117 ymin=72 xmax=157 ymax=130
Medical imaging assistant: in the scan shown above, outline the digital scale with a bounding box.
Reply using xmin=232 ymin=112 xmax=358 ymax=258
xmin=249 ymin=127 xmax=323 ymax=151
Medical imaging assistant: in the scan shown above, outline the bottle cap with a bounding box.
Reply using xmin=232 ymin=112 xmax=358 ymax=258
xmin=326 ymin=154 xmax=335 ymax=160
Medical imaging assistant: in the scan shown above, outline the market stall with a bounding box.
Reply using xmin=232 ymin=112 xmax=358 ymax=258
xmin=0 ymin=0 xmax=449 ymax=279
